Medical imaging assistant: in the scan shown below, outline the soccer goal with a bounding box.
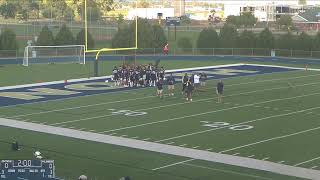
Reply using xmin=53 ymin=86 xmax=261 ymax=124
xmin=23 ymin=45 xmax=86 ymax=66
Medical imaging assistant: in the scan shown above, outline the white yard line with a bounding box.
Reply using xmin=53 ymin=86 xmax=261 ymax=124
xmin=183 ymin=163 xmax=274 ymax=180
xmin=7 ymin=71 xmax=320 ymax=118
xmin=220 ymin=126 xmax=320 ymax=153
xmin=152 ymin=159 xmax=195 ymax=171
xmin=155 ymin=95 xmax=320 ymax=143
xmin=294 ymin=156 xmax=320 ymax=166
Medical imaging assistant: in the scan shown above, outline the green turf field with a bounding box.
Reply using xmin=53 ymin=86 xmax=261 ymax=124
xmin=1 ymin=64 xmax=320 ymax=179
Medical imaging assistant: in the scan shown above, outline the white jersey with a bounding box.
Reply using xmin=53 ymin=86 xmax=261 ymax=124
xmin=194 ymin=75 xmax=200 ymax=84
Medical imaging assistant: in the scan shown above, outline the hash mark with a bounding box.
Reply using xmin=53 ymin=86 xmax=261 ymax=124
xmin=311 ymin=166 xmax=318 ymax=169
xmin=109 ymin=133 xmax=117 ymax=136
xmin=142 ymin=138 xmax=151 ymax=141
xmin=193 ymin=146 xmax=200 ymax=149
xmin=278 ymin=161 xmax=285 ymax=164
xmin=167 ymin=142 xmax=175 ymax=145
xmin=232 ymin=153 xmax=240 ymax=156
xmin=262 ymin=157 xmax=270 ymax=161
xmin=206 ymin=148 xmax=213 ymax=151
xmin=248 ymin=155 xmax=255 ymax=158
xmin=179 ymin=144 xmax=187 ymax=147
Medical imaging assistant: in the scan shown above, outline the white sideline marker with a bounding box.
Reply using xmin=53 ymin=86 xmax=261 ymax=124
xmin=78 ymin=128 xmax=86 ymax=131
xmin=121 ymin=135 xmax=128 ymax=137
xmin=167 ymin=142 xmax=175 ymax=145
xmin=193 ymin=146 xmax=200 ymax=149
xmin=248 ymin=155 xmax=255 ymax=158
xmin=311 ymin=166 xmax=318 ymax=169
xmin=262 ymin=157 xmax=270 ymax=161
xmin=179 ymin=144 xmax=187 ymax=147
xmin=206 ymin=148 xmax=213 ymax=151
xmin=278 ymin=161 xmax=285 ymax=164
xmin=131 ymin=136 xmax=139 ymax=139
xmin=142 ymin=138 xmax=151 ymax=141
xmin=109 ymin=133 xmax=117 ymax=136
xmin=232 ymin=153 xmax=240 ymax=156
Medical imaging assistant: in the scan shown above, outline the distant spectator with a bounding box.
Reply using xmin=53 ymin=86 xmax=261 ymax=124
xmin=163 ymin=43 xmax=169 ymax=55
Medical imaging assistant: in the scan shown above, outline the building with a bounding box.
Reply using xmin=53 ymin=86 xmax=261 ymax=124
xmin=173 ymin=0 xmax=186 ymax=17
xmin=292 ymin=7 xmax=320 ymax=31
xmin=127 ymin=8 xmax=174 ymax=20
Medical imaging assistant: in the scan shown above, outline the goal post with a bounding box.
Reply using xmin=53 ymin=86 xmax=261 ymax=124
xmin=23 ymin=45 xmax=86 ymax=66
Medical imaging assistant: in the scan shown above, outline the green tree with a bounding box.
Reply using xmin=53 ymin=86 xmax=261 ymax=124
xmin=240 ymin=12 xmax=257 ymax=28
xmin=277 ymin=15 xmax=293 ymax=30
xmin=219 ymin=24 xmax=238 ymax=48
xmin=178 ymin=37 xmax=193 ymax=51
xmin=312 ymin=32 xmax=320 ymax=50
xmin=257 ymin=28 xmax=274 ymax=49
xmin=197 ymin=27 xmax=219 ymax=54
xmin=0 ymin=28 xmax=18 ymax=50
xmin=55 ymin=24 xmax=75 ymax=45
xmin=237 ymin=30 xmax=256 ymax=48
xmin=36 ymin=25 xmax=55 ymax=46
xmin=299 ymin=0 xmax=307 ymax=5
xmin=76 ymin=29 xmax=95 ymax=49
xmin=0 ymin=2 xmax=17 ymax=19
xmin=276 ymin=31 xmax=296 ymax=50
xmin=296 ymin=32 xmax=312 ymax=51
xmin=137 ymin=0 xmax=150 ymax=8
xmin=112 ymin=18 xmax=157 ymax=49
xmin=151 ymin=25 xmax=167 ymax=49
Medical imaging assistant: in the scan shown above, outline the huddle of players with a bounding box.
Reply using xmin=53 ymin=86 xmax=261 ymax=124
xmin=112 ymin=65 xmax=165 ymax=87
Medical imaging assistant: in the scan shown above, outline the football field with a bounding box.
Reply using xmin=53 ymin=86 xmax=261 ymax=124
xmin=1 ymin=64 xmax=320 ymax=180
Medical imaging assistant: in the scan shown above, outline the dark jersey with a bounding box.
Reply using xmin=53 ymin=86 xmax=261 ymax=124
xmin=200 ymin=73 xmax=207 ymax=82
xmin=186 ymin=82 xmax=194 ymax=92
xmin=167 ymin=76 xmax=175 ymax=85
xmin=183 ymin=75 xmax=189 ymax=83
xmin=157 ymin=81 xmax=163 ymax=90
xmin=217 ymin=82 xmax=224 ymax=93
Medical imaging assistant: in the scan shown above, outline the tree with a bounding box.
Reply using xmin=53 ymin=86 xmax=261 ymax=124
xmin=137 ymin=0 xmax=150 ymax=8
xmin=277 ymin=15 xmax=293 ymax=30
xmin=151 ymin=25 xmax=167 ymax=49
xmin=312 ymin=32 xmax=320 ymax=50
xmin=241 ymin=12 xmax=257 ymax=28
xmin=0 ymin=2 xmax=17 ymax=19
xmin=276 ymin=31 xmax=296 ymax=50
xmin=76 ymin=29 xmax=95 ymax=49
xmin=197 ymin=27 xmax=219 ymax=54
xmin=296 ymin=32 xmax=312 ymax=51
xmin=219 ymin=24 xmax=238 ymax=48
xmin=0 ymin=28 xmax=18 ymax=50
xmin=299 ymin=0 xmax=307 ymax=5
xmin=180 ymin=15 xmax=191 ymax=25
xmin=55 ymin=24 xmax=75 ymax=45
xmin=257 ymin=28 xmax=274 ymax=49
xmin=112 ymin=18 xmax=163 ymax=49
xmin=178 ymin=37 xmax=193 ymax=51
xmin=226 ymin=13 xmax=256 ymax=28
xmin=237 ymin=30 xmax=256 ymax=48
xmin=36 ymin=25 xmax=55 ymax=46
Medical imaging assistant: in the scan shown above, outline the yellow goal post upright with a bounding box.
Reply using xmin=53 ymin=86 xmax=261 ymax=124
xmin=83 ymin=0 xmax=138 ymax=76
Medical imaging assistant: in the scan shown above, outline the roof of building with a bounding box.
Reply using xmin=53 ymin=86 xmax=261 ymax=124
xmin=297 ymin=7 xmax=320 ymax=22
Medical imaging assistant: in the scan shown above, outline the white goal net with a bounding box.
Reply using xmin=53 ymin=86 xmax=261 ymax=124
xmin=23 ymin=45 xmax=85 ymax=66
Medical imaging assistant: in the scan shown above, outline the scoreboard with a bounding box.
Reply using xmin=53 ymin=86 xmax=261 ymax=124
xmin=0 ymin=160 xmax=55 ymax=179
